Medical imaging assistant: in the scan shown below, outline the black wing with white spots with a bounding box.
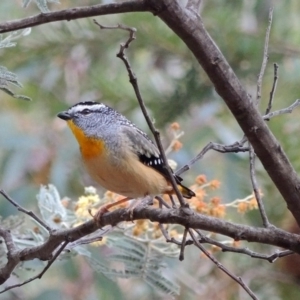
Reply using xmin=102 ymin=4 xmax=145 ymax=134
xmin=121 ymin=125 xmax=168 ymax=177
xmin=122 ymin=124 xmax=195 ymax=199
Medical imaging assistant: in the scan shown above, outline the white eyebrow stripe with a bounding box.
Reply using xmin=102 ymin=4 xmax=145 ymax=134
xmin=69 ymin=104 xmax=105 ymax=114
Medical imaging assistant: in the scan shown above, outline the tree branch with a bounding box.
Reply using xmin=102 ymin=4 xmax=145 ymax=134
xmin=265 ymin=63 xmax=279 ymax=115
xmin=0 ymin=227 xmax=20 ymax=285
xmin=256 ymin=7 xmax=273 ymax=105
xmin=0 ymin=1 xmax=151 ymax=34
xmin=263 ymin=99 xmax=300 ymax=120
xmin=1 ymin=189 xmax=300 ymax=287
xmin=176 ymin=139 xmax=249 ymax=176
xmin=0 ymin=190 xmax=51 ymax=232
xmin=147 ymin=0 xmax=300 ymax=226
xmin=189 ymin=229 xmax=258 ymax=300
xmin=194 ymin=230 xmax=293 ymax=263
xmin=249 ymin=145 xmax=270 ymax=227
xmin=0 ymin=240 xmax=69 ymax=294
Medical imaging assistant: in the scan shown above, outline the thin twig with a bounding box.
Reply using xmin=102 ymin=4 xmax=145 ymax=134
xmin=189 ymin=229 xmax=258 ymax=300
xmin=195 ymin=229 xmax=292 ymax=262
xmin=159 ymin=224 xmax=170 ymax=241
xmin=157 ymin=198 xmax=192 ymax=249
xmin=0 ymin=227 xmax=17 ymax=255
xmin=179 ymin=228 xmax=188 ymax=261
xmin=93 ymin=21 xmax=187 ymax=207
xmin=256 ymin=7 xmax=274 ymax=105
xmin=265 ymin=63 xmax=279 ymax=116
xmin=176 ymin=138 xmax=249 ymax=176
xmin=66 ymin=227 xmax=112 ymax=248
xmin=0 ymin=240 xmax=69 ymax=294
xmin=249 ymin=145 xmax=271 ymax=227
xmin=176 ymin=95 xmax=300 ymax=177
xmin=168 ymin=195 xmax=177 ymax=208
xmin=155 ymin=196 xmax=171 ymax=209
xmin=157 ymin=198 xmax=172 ymax=243
xmin=263 ymin=99 xmax=300 ymax=120
xmin=0 ymin=190 xmax=51 ymax=232
xmin=0 ymin=1 xmax=150 ymax=34
xmin=93 ymin=21 xmax=137 ymax=48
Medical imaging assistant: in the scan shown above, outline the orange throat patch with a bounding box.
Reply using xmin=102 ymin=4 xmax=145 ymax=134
xmin=67 ymin=120 xmax=105 ymax=160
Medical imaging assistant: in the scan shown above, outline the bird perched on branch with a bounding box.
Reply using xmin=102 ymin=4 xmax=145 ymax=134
xmin=57 ymin=101 xmax=195 ymax=213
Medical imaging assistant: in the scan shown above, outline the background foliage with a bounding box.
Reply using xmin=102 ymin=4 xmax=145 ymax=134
xmin=1 ymin=0 xmax=300 ymax=299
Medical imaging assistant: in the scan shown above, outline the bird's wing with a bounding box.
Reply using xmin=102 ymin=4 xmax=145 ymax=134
xmin=121 ymin=125 xmax=168 ymax=177
xmin=122 ymin=125 xmax=195 ymax=199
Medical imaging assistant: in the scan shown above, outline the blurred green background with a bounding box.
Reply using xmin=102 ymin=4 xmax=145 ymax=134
xmin=1 ymin=0 xmax=300 ymax=299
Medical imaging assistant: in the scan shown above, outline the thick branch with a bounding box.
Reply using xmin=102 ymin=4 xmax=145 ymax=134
xmin=19 ymin=207 xmax=300 ymax=261
xmin=0 ymin=1 xmax=150 ymax=34
xmin=148 ymin=0 xmax=300 ymax=225
xmin=1 ymin=205 xmax=300 ymax=285
xmin=0 ymin=228 xmax=19 ymax=284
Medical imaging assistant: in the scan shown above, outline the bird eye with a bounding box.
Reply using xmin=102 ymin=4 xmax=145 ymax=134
xmin=81 ymin=109 xmax=91 ymax=115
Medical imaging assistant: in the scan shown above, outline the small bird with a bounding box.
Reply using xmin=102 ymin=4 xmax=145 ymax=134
xmin=57 ymin=101 xmax=195 ymax=212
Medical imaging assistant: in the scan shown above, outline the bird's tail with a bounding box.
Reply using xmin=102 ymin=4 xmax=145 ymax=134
xmin=178 ymin=183 xmax=195 ymax=199
xmin=174 ymin=174 xmax=195 ymax=199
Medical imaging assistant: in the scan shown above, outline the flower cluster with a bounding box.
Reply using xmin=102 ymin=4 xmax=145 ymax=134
xmin=225 ymin=193 xmax=260 ymax=214
xmin=188 ymin=175 xmax=225 ymax=218
xmin=188 ymin=174 xmax=260 ymax=217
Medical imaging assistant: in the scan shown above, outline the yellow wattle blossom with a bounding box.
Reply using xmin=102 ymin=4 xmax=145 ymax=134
xmin=195 ymin=188 xmax=207 ymax=201
xmin=210 ymin=205 xmax=226 ymax=218
xmin=248 ymin=197 xmax=258 ymax=210
xmin=194 ymin=200 xmax=208 ymax=214
xmin=171 ymin=140 xmax=183 ymax=151
xmin=209 ymin=180 xmax=221 ymax=190
xmin=195 ymin=175 xmax=207 ymax=185
xmin=237 ymin=202 xmax=248 ymax=214
xmin=75 ymin=193 xmax=100 ymax=219
xmin=152 ymin=229 xmax=162 ymax=239
xmin=169 ymin=229 xmax=180 ymax=239
xmin=170 ymin=122 xmax=180 ymax=131
xmin=210 ymin=197 xmax=221 ymax=206
xmin=133 ymin=226 xmax=144 ymax=236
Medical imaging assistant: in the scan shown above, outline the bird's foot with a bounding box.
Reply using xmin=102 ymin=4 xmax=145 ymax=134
xmin=91 ymin=197 xmax=131 ymax=227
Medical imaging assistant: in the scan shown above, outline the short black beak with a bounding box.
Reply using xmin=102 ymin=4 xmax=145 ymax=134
xmin=57 ymin=111 xmax=72 ymax=121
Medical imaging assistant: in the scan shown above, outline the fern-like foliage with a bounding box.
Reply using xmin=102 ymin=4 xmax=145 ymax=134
xmin=22 ymin=0 xmax=60 ymax=13
xmin=0 ymin=29 xmax=31 ymax=100
xmin=88 ymin=232 xmax=180 ymax=297
xmin=0 ymin=185 xmax=180 ymax=297
xmin=0 ymin=66 xmax=30 ymax=101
